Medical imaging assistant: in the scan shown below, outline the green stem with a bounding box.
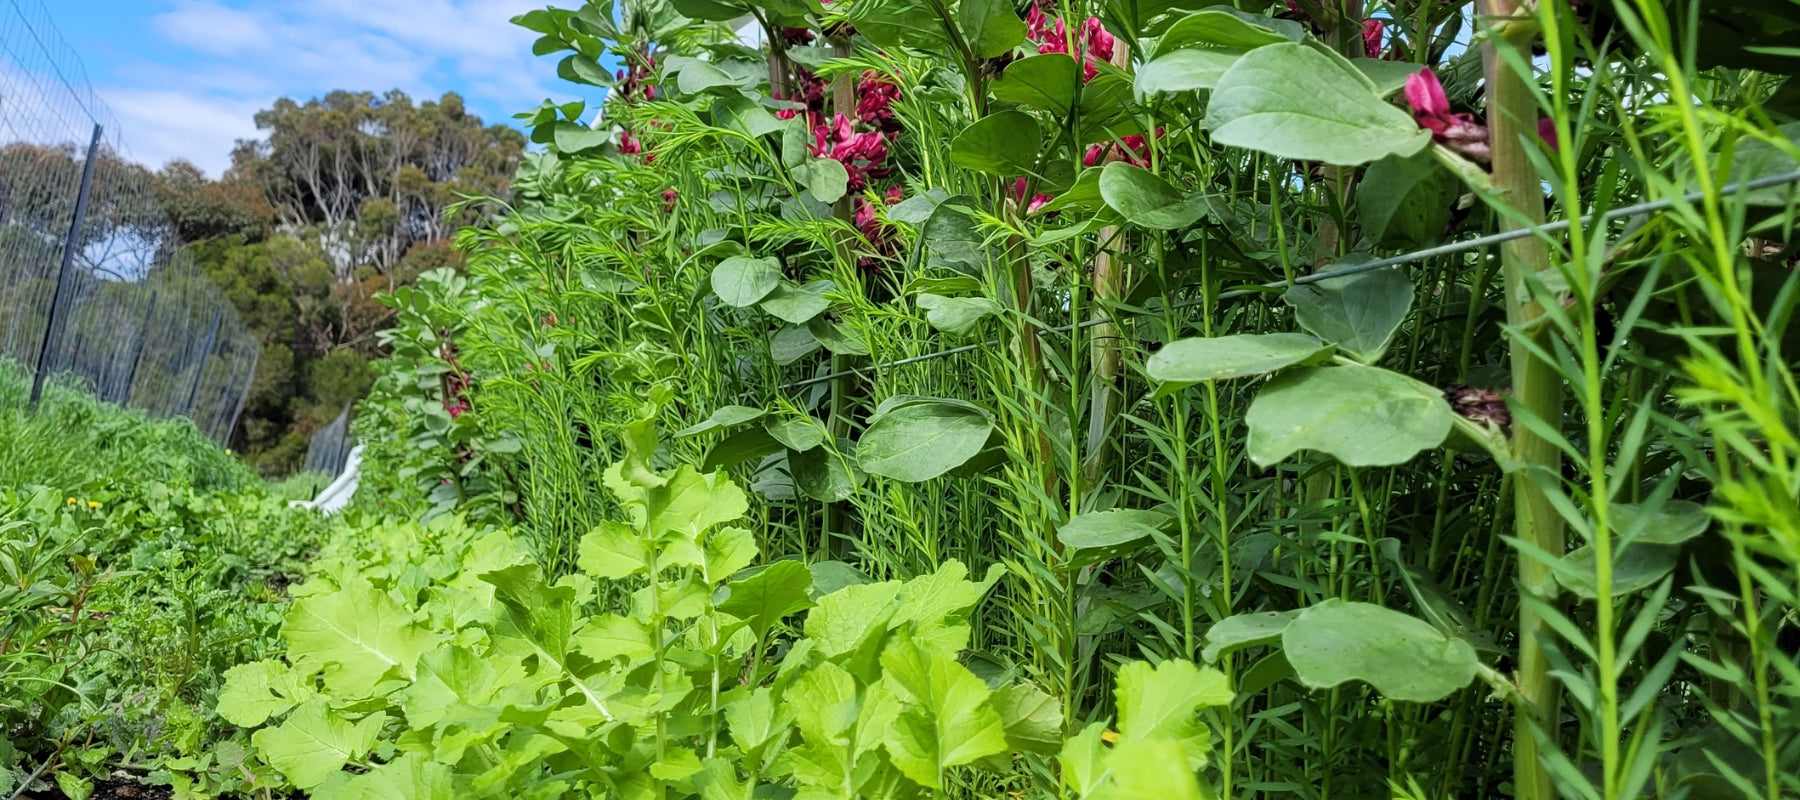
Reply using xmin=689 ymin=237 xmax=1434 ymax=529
xmin=1476 ymin=6 xmax=1563 ymax=800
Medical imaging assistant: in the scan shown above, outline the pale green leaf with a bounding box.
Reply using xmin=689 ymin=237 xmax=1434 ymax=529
xmin=1208 ymin=42 xmax=1430 ymax=165
xmin=251 ymin=701 xmax=385 ymax=789
xmin=1245 ymin=365 xmax=1453 ymax=467
xmin=1145 ymin=333 xmax=1329 ymax=386
xmin=1282 ymin=598 xmax=1477 ymax=702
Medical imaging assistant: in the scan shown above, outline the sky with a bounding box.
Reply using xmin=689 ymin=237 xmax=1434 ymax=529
xmin=29 ymin=0 xmax=608 ymax=177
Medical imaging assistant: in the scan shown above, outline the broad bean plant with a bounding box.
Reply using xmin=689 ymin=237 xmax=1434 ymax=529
xmin=346 ymin=0 xmax=1800 ymax=798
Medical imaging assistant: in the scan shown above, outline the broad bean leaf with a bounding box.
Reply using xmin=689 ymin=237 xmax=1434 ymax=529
xmin=791 ymin=443 xmax=861 ymax=502
xmin=766 ymin=417 xmax=826 ymax=452
xmin=889 ymin=187 xmax=952 ymax=224
xmin=1099 ymin=163 xmax=1214 ymax=230
xmin=551 ymin=122 xmax=609 ymax=153
xmin=1144 ymin=333 xmax=1330 ymax=386
xmin=916 ymin=293 xmax=1001 ymax=335
xmin=923 ymin=199 xmax=988 ymax=272
xmin=713 ymin=95 xmax=786 ymax=139
xmin=993 ymin=53 xmax=1081 ymax=111
xmin=1208 ymin=43 xmax=1430 ymax=165
xmin=1136 ymin=48 xmax=1244 ymax=95
xmin=807 ymin=317 xmax=870 ymax=356
xmin=674 ymin=404 xmax=766 ymax=437
xmin=1057 ymin=508 xmax=1171 ymax=568
xmin=771 ymin=324 xmax=822 ymax=364
xmin=675 ymin=59 xmax=740 ymax=95
xmin=1152 ymin=7 xmax=1303 ymax=58
xmin=1201 ymin=610 xmax=1299 ymax=663
xmin=1283 ymin=265 xmax=1414 ymax=363
xmin=712 ymin=257 xmax=783 ymax=307
xmin=1357 ymin=154 xmax=1455 ymax=248
xmin=760 ymin=280 xmax=835 ymax=324
xmin=1614 ymin=500 xmax=1711 ymax=545
xmin=1245 ymin=365 xmax=1453 ymax=467
xmin=793 ymin=158 xmax=850 ymax=204
xmin=1556 ymin=542 xmax=1683 ymax=599
xmin=1282 ymin=598 xmax=1477 ymax=702
xmin=857 ymin=398 xmax=994 ymax=481
xmin=951 ymin=111 xmax=1041 ymax=176
xmin=957 ymin=0 xmax=1028 ymax=58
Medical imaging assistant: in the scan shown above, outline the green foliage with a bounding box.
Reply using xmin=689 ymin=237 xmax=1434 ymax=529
xmin=0 ymin=364 xmax=333 ymax=798
xmin=228 ymin=437 xmax=1227 ymax=797
xmin=337 ymin=1 xmax=1800 ymax=799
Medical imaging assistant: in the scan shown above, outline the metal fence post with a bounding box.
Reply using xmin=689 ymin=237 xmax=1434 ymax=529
xmin=220 ymin=344 xmax=259 ymax=445
xmin=28 ymin=123 xmax=103 ymax=410
xmin=119 ymin=290 xmax=157 ymax=406
xmin=181 ymin=305 xmax=222 ymax=417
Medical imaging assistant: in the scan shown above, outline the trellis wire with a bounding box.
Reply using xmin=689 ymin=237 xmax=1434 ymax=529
xmin=781 ymin=168 xmax=1800 ymax=390
xmin=0 ymin=0 xmax=259 ymax=443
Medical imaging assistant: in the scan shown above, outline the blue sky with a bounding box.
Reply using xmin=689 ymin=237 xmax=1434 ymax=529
xmin=36 ymin=0 xmax=606 ymax=176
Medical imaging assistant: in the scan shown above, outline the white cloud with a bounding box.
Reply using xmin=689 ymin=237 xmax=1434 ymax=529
xmin=98 ymin=88 xmax=261 ymax=176
xmin=153 ymin=1 xmax=268 ymax=55
xmin=73 ymin=0 xmax=582 ymax=177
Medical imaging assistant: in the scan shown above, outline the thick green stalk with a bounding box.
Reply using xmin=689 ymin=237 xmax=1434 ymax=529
xmin=1476 ymin=5 xmax=1563 ymax=800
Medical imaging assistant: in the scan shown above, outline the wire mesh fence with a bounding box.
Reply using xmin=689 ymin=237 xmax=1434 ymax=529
xmin=301 ymin=405 xmax=355 ymax=476
xmin=0 ymin=0 xmax=257 ymax=444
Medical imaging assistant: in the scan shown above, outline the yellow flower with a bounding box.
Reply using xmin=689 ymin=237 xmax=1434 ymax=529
xmin=66 ymin=497 xmax=76 ymax=505
xmin=87 ymin=501 xmax=99 ymax=509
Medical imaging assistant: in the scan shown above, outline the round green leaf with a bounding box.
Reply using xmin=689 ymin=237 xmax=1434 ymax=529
xmin=1614 ymin=500 xmax=1711 ymax=546
xmin=760 ymin=280 xmax=834 ymax=324
xmin=1283 ymin=264 xmax=1415 ymax=364
xmin=790 ymin=444 xmax=862 ymax=502
xmin=675 ymin=405 xmax=767 ymax=437
xmin=1099 ymin=162 xmax=1215 ymax=230
xmin=1135 ymin=48 xmax=1245 ymax=96
xmin=1357 ymin=154 xmax=1455 ymax=248
xmin=712 ymin=257 xmax=783 ymax=307
xmin=1152 ymin=8 xmax=1301 ymax=58
xmin=1245 ymin=365 xmax=1453 ymax=467
xmin=1207 ymin=43 xmax=1430 ymax=166
xmin=857 ymin=399 xmax=994 ymax=482
xmin=957 ymin=0 xmax=1028 ymax=58
xmin=1201 ymin=610 xmax=1299 ymax=664
xmin=993 ymin=54 xmax=1081 ymax=112
xmin=1556 ymin=543 xmax=1683 ymax=599
xmin=951 ymin=111 xmax=1042 ymax=176
xmin=771 ymin=324 xmax=821 ymax=365
xmin=917 ymin=293 xmax=1001 ymax=336
xmin=793 ymin=158 xmax=850 ymax=204
xmin=1145 ymin=333 xmax=1329 ymax=386
xmin=1282 ymin=598 xmax=1477 ymax=703
xmin=1057 ymin=508 xmax=1171 ymax=568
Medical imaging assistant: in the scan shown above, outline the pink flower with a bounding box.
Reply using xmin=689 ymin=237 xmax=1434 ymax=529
xmin=662 ymin=187 xmax=678 ymax=211
xmin=1537 ymin=118 xmax=1559 ymax=152
xmin=1083 ymin=128 xmax=1162 ymax=167
xmin=811 ymin=114 xmax=889 ymax=192
xmin=1027 ymin=193 xmax=1054 ymax=214
xmin=1404 ymin=69 xmax=1491 ymax=162
xmin=1027 ymin=9 xmax=1117 ymax=83
xmin=782 ymin=27 xmax=815 ymax=46
xmin=619 ymin=131 xmax=643 ymax=155
xmin=1361 ymin=19 xmax=1384 ymax=59
xmin=856 ymin=71 xmax=901 ymax=130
